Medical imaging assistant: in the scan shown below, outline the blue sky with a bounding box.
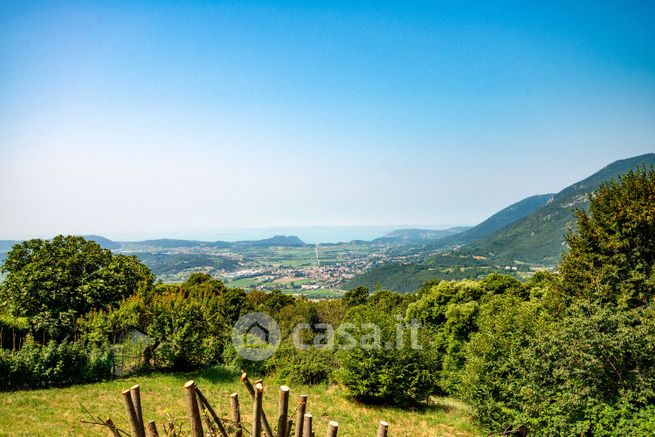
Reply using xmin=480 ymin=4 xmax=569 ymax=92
xmin=1 ymin=1 xmax=654 ymax=241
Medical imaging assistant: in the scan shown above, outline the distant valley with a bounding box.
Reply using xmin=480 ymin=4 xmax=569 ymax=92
xmin=2 ymin=153 xmax=654 ymax=295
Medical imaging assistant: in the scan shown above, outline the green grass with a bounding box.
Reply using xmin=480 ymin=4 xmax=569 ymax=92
xmin=0 ymin=366 xmax=482 ymax=436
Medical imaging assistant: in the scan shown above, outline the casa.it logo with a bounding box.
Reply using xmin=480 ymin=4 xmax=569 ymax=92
xmin=231 ymin=312 xmax=281 ymax=361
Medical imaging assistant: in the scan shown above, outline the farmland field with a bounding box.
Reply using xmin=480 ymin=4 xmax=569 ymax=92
xmin=0 ymin=366 xmax=482 ymax=436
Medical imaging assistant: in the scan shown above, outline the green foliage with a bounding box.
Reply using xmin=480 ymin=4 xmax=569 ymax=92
xmin=559 ymin=166 xmax=655 ymax=308
xmin=336 ymin=304 xmax=438 ymax=405
xmin=78 ymin=274 xmax=253 ymax=371
xmin=458 ymin=169 xmax=655 ymax=434
xmin=0 ymin=236 xmax=153 ymax=339
xmin=405 ymin=276 xmax=527 ymax=394
xmin=272 ymin=343 xmax=336 ymax=386
xmin=460 ymin=298 xmax=655 ymax=435
xmin=0 ymin=340 xmax=113 ymax=390
xmin=458 ymin=295 xmax=547 ymax=432
xmin=343 ymin=286 xmax=369 ymax=308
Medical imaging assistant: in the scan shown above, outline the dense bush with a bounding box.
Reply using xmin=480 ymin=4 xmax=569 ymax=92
xmin=272 ymin=343 xmax=336 ymax=386
xmin=459 ymin=168 xmax=655 ymax=434
xmin=336 ymin=304 xmax=438 ymax=405
xmin=0 ymin=340 xmax=113 ymax=390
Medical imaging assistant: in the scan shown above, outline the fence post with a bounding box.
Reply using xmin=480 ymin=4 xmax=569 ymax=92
xmin=122 ymin=389 xmax=145 ymax=437
xmin=326 ymin=421 xmax=338 ymax=437
xmin=185 ymin=380 xmax=204 ymax=437
xmin=302 ymin=413 xmax=312 ymax=437
xmin=278 ymin=385 xmax=290 ymax=437
xmin=252 ymin=382 xmax=264 ymax=437
xmin=230 ymin=393 xmax=243 ymax=437
xmin=241 ymin=373 xmax=274 ymax=437
xmin=146 ymin=420 xmax=160 ymax=437
xmin=295 ymin=395 xmax=308 ymax=437
xmin=130 ymin=384 xmax=145 ymax=436
xmin=376 ymin=421 xmax=389 ymax=437
xmin=195 ymin=385 xmax=229 ymax=437
xmin=105 ymin=418 xmax=122 ymax=437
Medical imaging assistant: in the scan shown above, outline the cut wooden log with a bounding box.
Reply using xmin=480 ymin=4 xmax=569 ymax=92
xmin=252 ymin=383 xmax=264 ymax=437
xmin=240 ymin=373 xmax=274 ymax=437
xmin=122 ymin=389 xmax=145 ymax=437
xmin=376 ymin=421 xmax=389 ymax=437
xmin=285 ymin=418 xmax=293 ymax=437
xmin=278 ymin=385 xmax=290 ymax=437
xmin=295 ymin=395 xmax=308 ymax=437
xmin=195 ymin=385 xmax=229 ymax=437
xmin=146 ymin=420 xmax=160 ymax=437
xmin=230 ymin=392 xmax=243 ymax=437
xmin=130 ymin=385 xmax=145 ymax=437
xmin=302 ymin=413 xmax=312 ymax=437
xmin=326 ymin=421 xmax=338 ymax=437
xmin=185 ymin=380 xmax=204 ymax=437
xmin=104 ymin=418 xmax=121 ymax=437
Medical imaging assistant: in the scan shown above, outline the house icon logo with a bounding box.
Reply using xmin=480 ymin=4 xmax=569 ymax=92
xmin=231 ymin=312 xmax=281 ymax=361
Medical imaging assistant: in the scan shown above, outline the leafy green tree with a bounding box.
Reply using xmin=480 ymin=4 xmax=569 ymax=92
xmin=559 ymin=166 xmax=655 ymax=307
xmin=343 ymin=286 xmax=369 ymax=308
xmin=0 ymin=236 xmax=153 ymax=339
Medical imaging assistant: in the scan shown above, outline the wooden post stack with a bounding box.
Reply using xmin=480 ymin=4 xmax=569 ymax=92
xmin=95 ymin=377 xmax=391 ymax=436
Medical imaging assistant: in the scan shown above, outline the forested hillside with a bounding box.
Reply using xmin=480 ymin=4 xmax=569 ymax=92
xmin=466 ymin=153 xmax=655 ymax=264
xmin=347 ymin=154 xmax=655 ymax=291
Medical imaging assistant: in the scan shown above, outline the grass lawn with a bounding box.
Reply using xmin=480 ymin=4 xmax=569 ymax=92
xmin=0 ymin=367 xmax=483 ymax=436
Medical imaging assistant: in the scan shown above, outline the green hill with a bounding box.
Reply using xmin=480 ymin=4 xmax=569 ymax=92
xmin=466 ymin=153 xmax=655 ymax=265
xmin=433 ymin=194 xmax=554 ymax=248
xmin=372 ymin=226 xmax=469 ymax=244
xmin=344 ymin=153 xmax=655 ymax=292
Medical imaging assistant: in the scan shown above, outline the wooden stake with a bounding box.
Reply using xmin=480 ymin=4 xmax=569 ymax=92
xmin=252 ymin=383 xmax=264 ymax=437
xmin=195 ymin=386 xmax=229 ymax=437
xmin=197 ymin=395 xmax=215 ymax=436
xmin=376 ymin=421 xmax=389 ymax=437
xmin=122 ymin=389 xmax=145 ymax=437
xmin=185 ymin=380 xmax=204 ymax=437
xmin=146 ymin=420 xmax=160 ymax=437
xmin=294 ymin=395 xmax=308 ymax=437
xmin=230 ymin=393 xmax=243 ymax=437
xmin=285 ymin=418 xmax=293 ymax=437
xmin=240 ymin=373 xmax=274 ymax=437
xmin=240 ymin=373 xmax=255 ymax=397
xmin=278 ymin=385 xmax=290 ymax=437
xmin=130 ymin=384 xmax=145 ymax=437
xmin=104 ymin=418 xmax=121 ymax=437
xmin=302 ymin=413 xmax=312 ymax=437
xmin=326 ymin=421 xmax=338 ymax=437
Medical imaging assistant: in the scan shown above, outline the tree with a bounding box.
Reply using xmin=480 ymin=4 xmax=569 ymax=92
xmin=0 ymin=235 xmax=153 ymax=339
xmin=559 ymin=166 xmax=655 ymax=308
xmin=343 ymin=286 xmax=369 ymax=308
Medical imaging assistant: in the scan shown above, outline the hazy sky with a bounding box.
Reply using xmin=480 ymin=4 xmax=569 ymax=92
xmin=1 ymin=1 xmax=655 ymax=240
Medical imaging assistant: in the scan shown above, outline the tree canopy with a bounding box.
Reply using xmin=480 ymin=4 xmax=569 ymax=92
xmin=0 ymin=235 xmax=153 ymax=338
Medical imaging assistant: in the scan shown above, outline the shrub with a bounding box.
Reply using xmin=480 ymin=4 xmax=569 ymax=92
xmin=272 ymin=343 xmax=336 ymax=386
xmin=0 ymin=340 xmax=113 ymax=391
xmin=336 ymin=305 xmax=438 ymax=405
